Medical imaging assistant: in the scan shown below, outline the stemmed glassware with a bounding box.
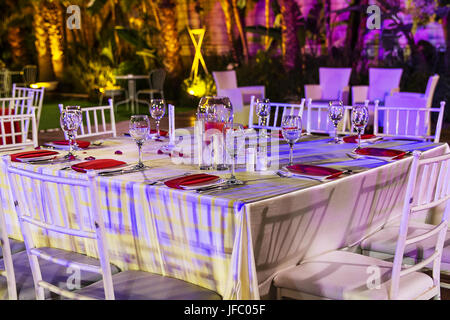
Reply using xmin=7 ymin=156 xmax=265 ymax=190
xmin=351 ymin=105 xmax=369 ymax=150
xmin=129 ymin=115 xmax=150 ymax=169
xmin=59 ymin=106 xmax=82 ymax=158
xmin=328 ymin=101 xmax=344 ymax=144
xmin=281 ymin=115 xmax=302 ymax=166
xmin=224 ymin=123 xmax=245 ymax=185
xmin=256 ymin=99 xmax=271 ymax=138
xmin=150 ymin=99 xmax=166 ymax=139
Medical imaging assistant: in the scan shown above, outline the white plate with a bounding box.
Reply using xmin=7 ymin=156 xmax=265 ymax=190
xmin=17 ymin=155 xmax=58 ymax=163
xmin=181 ymin=178 xmax=225 ymax=190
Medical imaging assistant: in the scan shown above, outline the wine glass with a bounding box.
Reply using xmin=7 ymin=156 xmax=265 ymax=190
xmin=281 ymin=115 xmax=302 ymax=166
xmin=150 ymin=99 xmax=166 ymax=139
xmin=225 ymin=123 xmax=245 ymax=185
xmin=328 ymin=101 xmax=344 ymax=144
xmin=256 ymin=99 xmax=271 ymax=138
xmin=60 ymin=106 xmax=82 ymax=158
xmin=129 ymin=115 xmax=150 ymax=169
xmin=351 ymin=105 xmax=369 ymax=150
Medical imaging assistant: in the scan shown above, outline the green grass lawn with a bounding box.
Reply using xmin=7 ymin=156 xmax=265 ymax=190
xmin=39 ymin=97 xmax=194 ymax=131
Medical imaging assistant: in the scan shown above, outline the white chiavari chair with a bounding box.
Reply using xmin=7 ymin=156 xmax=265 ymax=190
xmin=248 ymin=95 xmax=305 ymax=130
xmin=374 ymin=100 xmax=446 ymax=143
xmin=2 ymin=159 xmax=222 ymax=300
xmin=360 ymin=152 xmax=450 ymax=291
xmin=12 ymin=84 xmax=45 ymax=129
xmin=304 ymin=99 xmax=355 ymax=135
xmin=0 ymin=112 xmax=38 ymax=151
xmin=59 ymin=99 xmax=117 ymax=140
xmin=1 ymin=158 xmax=122 ymax=300
xmin=274 ymin=151 xmax=449 ymax=300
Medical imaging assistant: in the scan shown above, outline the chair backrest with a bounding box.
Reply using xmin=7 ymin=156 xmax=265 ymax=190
xmin=374 ymin=100 xmax=445 ymax=143
xmin=368 ymin=68 xmax=403 ymax=102
xmin=389 ymin=151 xmax=450 ymax=299
xmin=304 ymin=100 xmax=355 ymax=135
xmin=319 ymin=68 xmax=352 ymax=100
xmin=424 ymin=74 xmax=440 ymax=108
xmin=213 ymin=70 xmax=238 ymax=90
xmin=2 ymin=158 xmax=115 ymax=300
xmin=0 ymin=113 xmax=38 ymax=150
xmin=0 ymin=96 xmax=35 ymax=140
xmin=22 ymin=65 xmax=37 ymax=86
xmin=12 ymin=84 xmax=45 ymax=128
xmin=59 ymin=99 xmax=116 ymax=140
xmin=248 ymin=95 xmax=305 ymax=130
xmin=149 ymin=69 xmax=166 ymax=91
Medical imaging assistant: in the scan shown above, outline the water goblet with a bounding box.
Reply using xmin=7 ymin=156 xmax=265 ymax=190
xmin=351 ymin=105 xmax=369 ymax=150
xmin=328 ymin=100 xmax=344 ymax=144
xmin=281 ymin=115 xmax=302 ymax=166
xmin=59 ymin=106 xmax=82 ymax=158
xmin=150 ymin=99 xmax=166 ymax=139
xmin=256 ymin=99 xmax=271 ymax=138
xmin=129 ymin=115 xmax=150 ymax=169
xmin=224 ymin=123 xmax=246 ymax=185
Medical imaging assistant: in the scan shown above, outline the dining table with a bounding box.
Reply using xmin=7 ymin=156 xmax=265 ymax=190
xmin=0 ymin=131 xmax=448 ymax=300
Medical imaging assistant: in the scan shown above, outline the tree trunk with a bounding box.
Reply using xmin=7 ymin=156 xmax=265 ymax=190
xmin=43 ymin=0 xmax=65 ymax=81
xmin=7 ymin=26 xmax=28 ymax=66
xmin=265 ymin=0 xmax=270 ymax=48
xmin=158 ymin=0 xmax=183 ymax=78
xmin=33 ymin=1 xmax=54 ymax=81
xmin=231 ymin=0 xmax=249 ymax=63
xmin=279 ymin=0 xmax=299 ymax=71
xmin=219 ymin=0 xmax=238 ymax=61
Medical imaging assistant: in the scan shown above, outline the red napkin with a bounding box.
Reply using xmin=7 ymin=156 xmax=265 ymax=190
xmin=164 ymin=174 xmax=220 ymax=189
xmin=286 ymin=164 xmax=343 ymax=179
xmin=355 ymin=147 xmax=406 ymax=159
xmin=150 ymin=129 xmax=168 ymax=136
xmin=52 ymin=140 xmax=91 ymax=149
xmin=71 ymin=159 xmax=127 ymax=173
xmin=205 ymin=122 xmax=225 ymax=132
xmin=10 ymin=150 xmax=59 ymax=162
xmin=343 ymin=134 xmax=377 ymax=143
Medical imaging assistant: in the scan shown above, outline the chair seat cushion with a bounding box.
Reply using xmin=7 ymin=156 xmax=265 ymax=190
xmin=74 ymin=270 xmax=222 ymax=300
xmin=273 ymin=250 xmax=434 ymax=300
xmin=360 ymin=221 xmax=450 ymax=265
xmin=0 ymin=247 xmax=120 ymax=300
xmin=0 ymin=239 xmax=25 ymax=259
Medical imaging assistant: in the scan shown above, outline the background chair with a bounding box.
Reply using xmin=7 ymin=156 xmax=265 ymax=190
xmin=0 ymin=69 xmax=12 ymax=97
xmin=248 ymin=95 xmax=305 ymax=130
xmin=213 ymin=70 xmax=265 ymax=126
xmin=384 ymin=74 xmax=440 ymax=136
xmin=304 ymin=68 xmax=352 ymax=105
xmin=12 ymin=84 xmax=45 ymax=129
xmin=136 ymin=68 xmax=166 ymax=100
xmin=0 ymin=96 xmax=38 ymax=150
xmin=352 ymin=68 xmax=403 ymax=106
xmin=374 ymin=100 xmax=445 ymax=143
xmin=59 ymin=99 xmax=117 ymax=140
xmin=274 ymin=151 xmax=448 ymax=300
xmin=13 ymin=65 xmax=37 ymax=88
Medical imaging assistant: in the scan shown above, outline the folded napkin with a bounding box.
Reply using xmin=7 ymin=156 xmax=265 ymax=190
xmin=286 ymin=164 xmax=343 ymax=179
xmin=355 ymin=147 xmax=406 ymax=159
xmin=150 ymin=129 xmax=168 ymax=136
xmin=343 ymin=134 xmax=377 ymax=143
xmin=164 ymin=174 xmax=220 ymax=190
xmin=52 ymin=140 xmax=91 ymax=149
xmin=71 ymin=159 xmax=127 ymax=173
xmin=10 ymin=150 xmax=59 ymax=162
xmin=205 ymin=122 xmax=225 ymax=132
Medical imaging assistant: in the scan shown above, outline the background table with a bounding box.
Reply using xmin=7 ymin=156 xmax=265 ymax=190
xmin=0 ymin=134 xmax=448 ymax=299
xmin=115 ymin=74 xmax=150 ymax=114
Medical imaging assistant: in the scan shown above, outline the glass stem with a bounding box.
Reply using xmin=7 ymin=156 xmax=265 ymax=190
xmin=231 ymin=156 xmax=236 ymax=181
xmin=68 ymin=133 xmax=74 ymax=155
xmin=138 ymin=141 xmax=143 ymax=167
xmin=289 ymin=143 xmax=294 ymax=166
xmin=358 ymin=131 xmax=362 ymax=149
xmin=335 ymin=126 xmax=339 ymax=143
xmin=156 ymin=121 xmax=160 ymax=137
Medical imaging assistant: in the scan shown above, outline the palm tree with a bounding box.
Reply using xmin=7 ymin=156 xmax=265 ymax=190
xmin=219 ymin=0 xmax=237 ymax=61
xmin=231 ymin=0 xmax=249 ymax=63
xmin=278 ymin=0 xmax=299 ymax=71
xmin=157 ymin=0 xmax=182 ymax=78
xmin=32 ymin=0 xmax=54 ymax=81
